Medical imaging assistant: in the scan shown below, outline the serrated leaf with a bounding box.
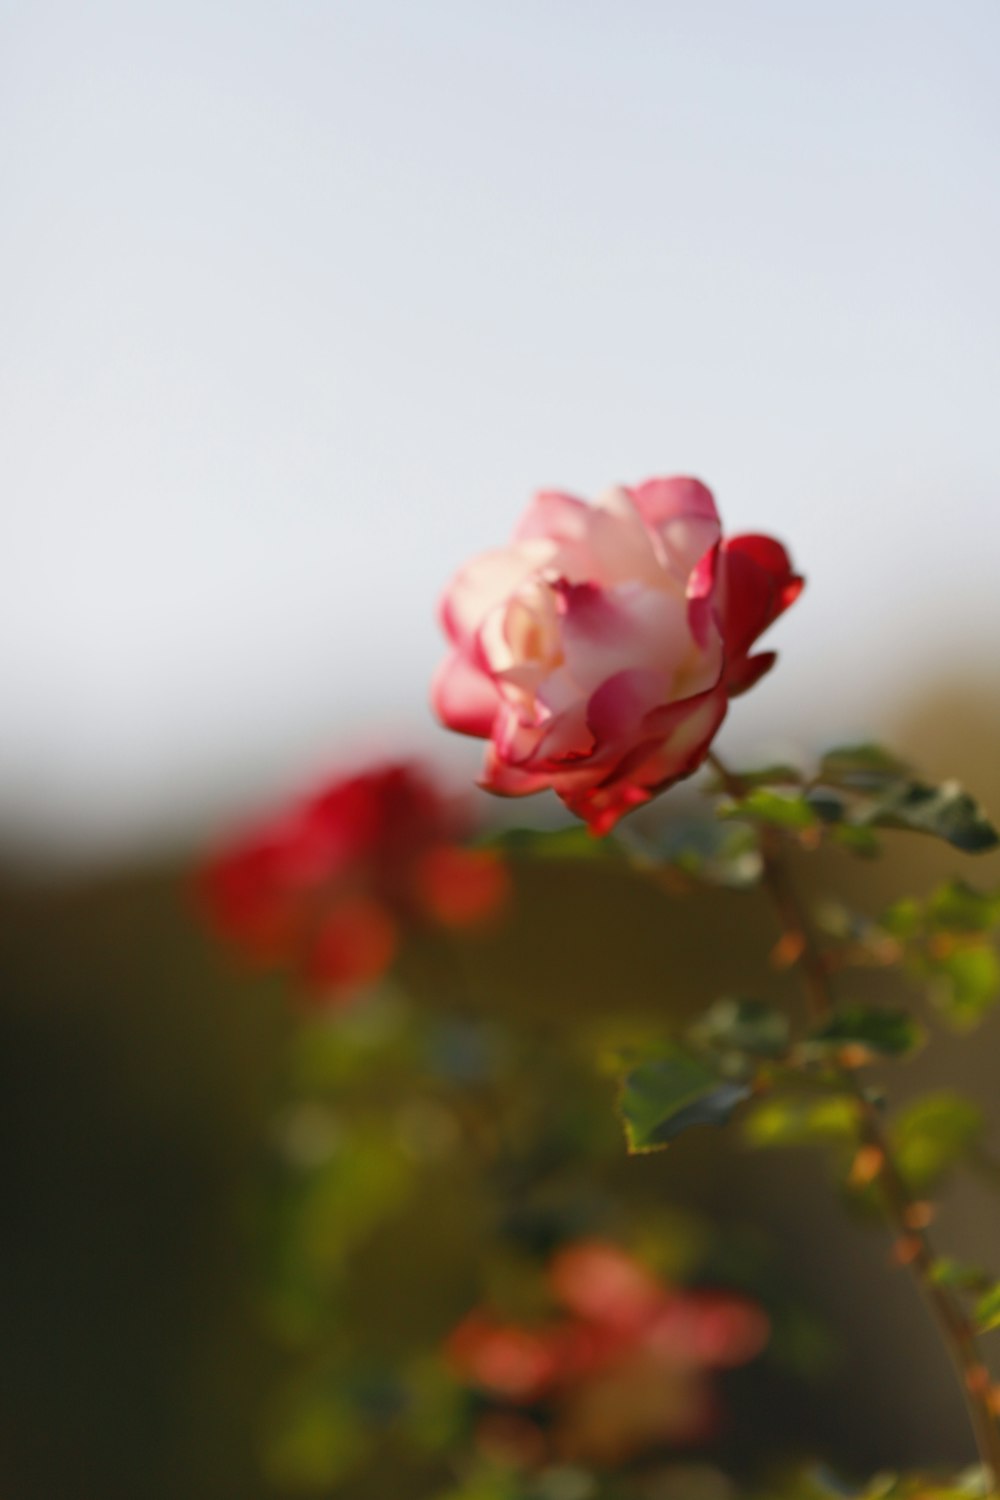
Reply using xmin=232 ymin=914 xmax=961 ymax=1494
xmin=975 ymin=1283 xmax=1000 ymax=1334
xmin=618 ymin=1046 xmax=752 ymax=1153
xmin=690 ymin=997 xmax=790 ymax=1059
xmin=810 ymin=1005 xmax=924 ymax=1058
xmin=891 ymin=1092 xmax=984 ymax=1191
xmin=742 ymin=1093 xmax=860 ymax=1149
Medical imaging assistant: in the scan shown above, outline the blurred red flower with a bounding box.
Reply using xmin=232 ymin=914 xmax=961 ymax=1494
xmin=446 ymin=1239 xmax=768 ymax=1468
xmin=199 ymin=762 xmax=508 ymax=1000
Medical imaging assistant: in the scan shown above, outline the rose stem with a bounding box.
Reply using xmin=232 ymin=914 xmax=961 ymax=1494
xmin=706 ymin=749 xmax=1000 ymax=1488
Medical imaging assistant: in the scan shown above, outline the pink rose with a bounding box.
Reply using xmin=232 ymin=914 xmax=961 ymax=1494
xmin=433 ymin=478 xmax=803 ymax=833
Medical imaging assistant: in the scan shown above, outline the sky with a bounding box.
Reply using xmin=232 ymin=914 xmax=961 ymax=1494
xmin=1 ymin=0 xmax=999 ymax=858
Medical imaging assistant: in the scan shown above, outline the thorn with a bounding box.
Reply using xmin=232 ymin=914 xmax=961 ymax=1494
xmin=966 ymin=1364 xmax=992 ymax=1397
xmin=771 ymin=931 xmax=806 ymax=969
xmin=849 ymin=1144 xmax=885 ymax=1187
xmin=903 ymin=1202 xmax=935 ymax=1231
xmin=836 ymin=1044 xmax=875 ymax=1071
xmin=891 ymin=1235 xmax=923 ymax=1266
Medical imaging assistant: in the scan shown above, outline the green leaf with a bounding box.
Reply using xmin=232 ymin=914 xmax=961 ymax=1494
xmin=819 ymin=743 xmax=912 ymax=787
xmin=810 ymin=1005 xmax=924 ymax=1058
xmin=742 ymin=1093 xmax=860 ymax=1149
xmin=707 ymin=761 xmax=805 ymax=791
xmin=804 ymin=787 xmax=850 ymax=825
xmin=618 ymin=1045 xmax=752 ymax=1153
xmin=925 ymin=881 xmax=1000 ymax=934
xmin=651 ymin=817 xmax=763 ymax=888
xmin=891 ymin=1092 xmax=984 ymax=1191
xmin=929 ymin=943 xmax=1000 ymax=1029
xmin=929 ymin=1258 xmax=992 ymax=1293
xmin=812 ymin=745 xmax=998 ymax=852
xmin=831 ymin=823 xmax=882 ymax=857
xmin=690 ymin=997 xmax=790 ymax=1059
xmin=722 ymin=787 xmax=818 ymax=830
xmin=881 ymin=898 xmax=924 ymax=941
xmin=485 ymin=825 xmax=625 ymax=861
xmin=859 ymin=779 xmax=999 ymax=853
xmin=975 ymin=1283 xmax=1000 ymax=1334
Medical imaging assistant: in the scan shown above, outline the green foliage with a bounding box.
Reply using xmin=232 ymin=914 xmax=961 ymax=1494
xmin=708 ymin=761 xmax=806 ymax=792
xmin=615 ymin=994 xmax=800 ymax=1153
xmin=889 ymin=1092 xmax=984 ymax=1192
xmin=742 ymin=1093 xmax=860 ymax=1150
xmin=759 ymin=1470 xmax=995 ymax=1500
xmin=921 ymin=882 xmax=1000 ymax=934
xmin=690 ymin=998 xmax=791 ymax=1059
xmin=618 ymin=1044 xmax=753 ymax=1153
xmin=931 ymin=945 xmax=1000 ymax=1028
xmin=818 ymin=744 xmax=913 ymax=784
xmin=435 ymin=1461 xmax=739 ymax=1500
xmin=264 ymin=1380 xmax=371 ymax=1491
xmin=974 ymin=1282 xmax=1000 ymax=1334
xmin=828 ymin=824 xmax=883 ymax=857
xmin=716 ymin=743 xmax=999 ymax=854
xmin=808 ymin=1005 xmax=924 ymax=1058
xmin=648 ymin=815 xmax=764 ymax=888
xmin=721 ymin=788 xmax=818 ymax=831
xmin=882 ymin=881 xmax=1000 ymax=1029
xmin=486 ymin=825 xmax=626 ymax=862
xmin=870 ymin=782 xmax=998 ymax=852
xmin=928 ymin=1258 xmax=993 ymax=1293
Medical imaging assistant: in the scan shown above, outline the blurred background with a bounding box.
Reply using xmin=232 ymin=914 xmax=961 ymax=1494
xmin=1 ymin=3 xmax=999 ymax=1497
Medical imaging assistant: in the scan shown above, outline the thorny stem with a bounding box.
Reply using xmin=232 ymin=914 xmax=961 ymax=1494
xmin=707 ymin=749 xmax=1000 ymax=1489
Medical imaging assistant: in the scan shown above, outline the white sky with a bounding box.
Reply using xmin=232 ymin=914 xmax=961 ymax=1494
xmin=2 ymin=1 xmax=999 ymax=857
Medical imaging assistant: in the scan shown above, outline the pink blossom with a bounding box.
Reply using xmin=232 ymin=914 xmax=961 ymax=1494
xmin=433 ymin=478 xmax=802 ymax=833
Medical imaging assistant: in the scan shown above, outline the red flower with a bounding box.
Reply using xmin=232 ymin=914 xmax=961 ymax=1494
xmin=446 ymin=1239 xmax=769 ymax=1468
xmin=199 ymin=762 xmax=508 ymax=1000
xmin=433 ymin=477 xmax=802 ymax=833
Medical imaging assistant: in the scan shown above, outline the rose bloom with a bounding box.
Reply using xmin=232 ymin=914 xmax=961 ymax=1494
xmin=199 ymin=762 xmax=508 ymax=1000
xmin=446 ymin=1240 xmax=769 ymax=1469
xmin=433 ymin=477 xmax=802 ymax=833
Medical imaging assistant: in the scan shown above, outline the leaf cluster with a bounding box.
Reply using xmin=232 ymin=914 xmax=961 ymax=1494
xmin=880 ymin=882 xmax=1000 ymax=1030
xmin=714 ymin=744 xmax=999 ymax=856
xmin=617 ymin=993 xmax=933 ymax=1159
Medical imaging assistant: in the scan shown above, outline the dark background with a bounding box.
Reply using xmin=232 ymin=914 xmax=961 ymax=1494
xmin=0 ymin=687 xmax=999 ymax=1498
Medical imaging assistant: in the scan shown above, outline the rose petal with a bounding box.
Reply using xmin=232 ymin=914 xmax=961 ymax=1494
xmin=431 ymin=651 xmax=500 ymax=737
xmin=630 ymin=477 xmax=722 ymax=578
xmin=479 ymin=745 xmax=556 ymax=798
xmin=726 ymin=649 xmax=777 ymax=697
xmin=558 ymin=580 xmax=690 ymax=695
xmin=718 ymin=533 xmax=804 ymax=663
xmin=440 ymin=540 xmax=555 ymax=645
